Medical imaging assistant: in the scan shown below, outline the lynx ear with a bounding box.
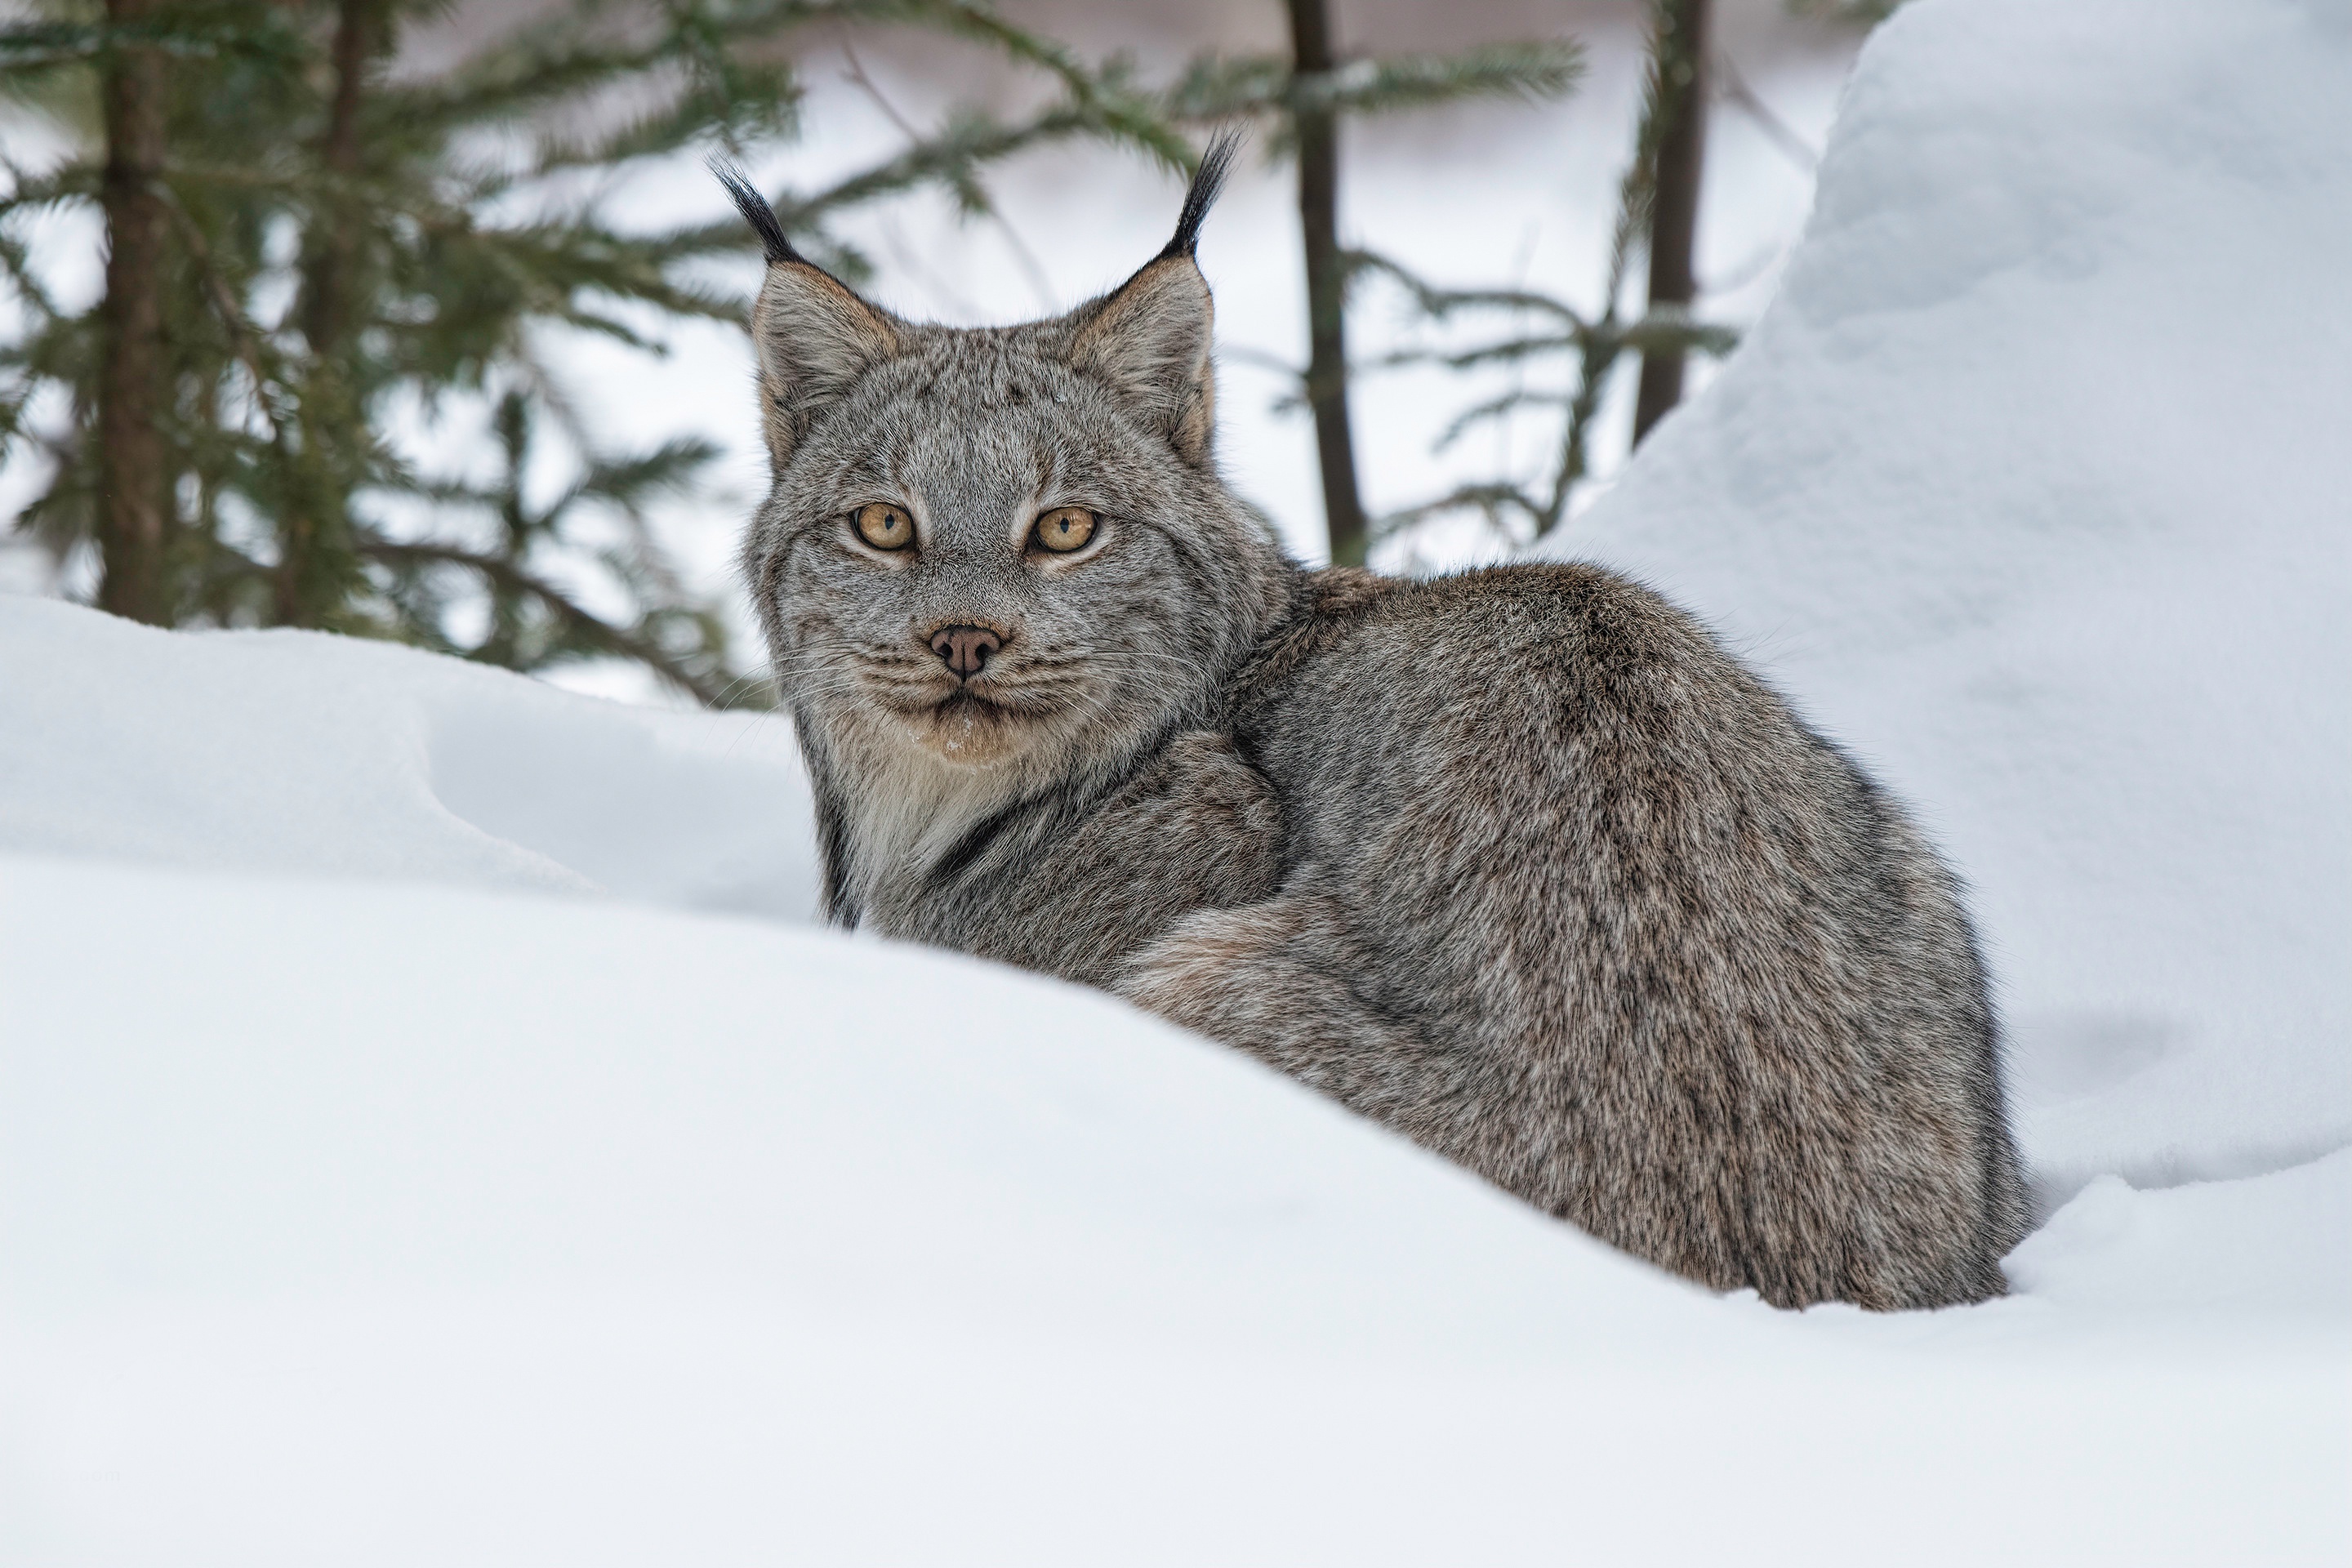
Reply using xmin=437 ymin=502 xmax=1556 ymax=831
xmin=750 ymin=265 xmax=904 ymax=469
xmin=1067 ymin=258 xmax=1217 ymax=463
xmin=713 ymin=160 xmax=904 ymax=470
xmin=1065 ymin=134 xmax=1240 ymax=466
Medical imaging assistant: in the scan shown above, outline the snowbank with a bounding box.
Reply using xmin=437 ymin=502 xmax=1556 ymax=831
xmin=5 ymin=853 xmax=2344 ymax=1564
xmin=1551 ymin=0 xmax=2352 ymax=1210
xmin=3 ymin=0 xmax=2349 ymax=1559
xmin=0 ymin=595 xmax=817 ymax=921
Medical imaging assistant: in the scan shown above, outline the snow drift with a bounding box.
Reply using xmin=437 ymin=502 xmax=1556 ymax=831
xmin=5 ymin=852 xmax=2344 ymax=1565
xmin=2 ymin=0 xmax=2348 ymax=1560
xmin=0 ymin=595 xmax=818 ymax=920
xmin=1552 ymin=0 xmax=2352 ymax=1212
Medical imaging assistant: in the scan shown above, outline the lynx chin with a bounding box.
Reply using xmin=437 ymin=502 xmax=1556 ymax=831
xmin=718 ymin=139 xmax=2028 ymax=1311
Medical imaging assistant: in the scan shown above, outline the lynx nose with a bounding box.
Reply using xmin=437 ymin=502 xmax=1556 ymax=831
xmin=929 ymin=624 xmax=1002 ymax=679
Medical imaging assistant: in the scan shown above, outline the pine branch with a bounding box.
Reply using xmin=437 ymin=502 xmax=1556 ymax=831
xmin=1158 ymin=38 xmax=1584 ymax=150
xmin=152 ymin=175 xmax=291 ymax=438
xmin=1296 ymin=41 xmax=1586 ymax=116
xmin=1432 ymin=390 xmax=1574 ymax=452
xmin=360 ymin=537 xmax=737 ymax=706
xmin=1373 ymin=482 xmax=1545 ymax=544
xmin=894 ymin=0 xmax=1193 ymax=171
xmin=1348 ymin=248 xmax=1592 ymax=329
xmin=0 ymin=8 xmax=310 ymax=73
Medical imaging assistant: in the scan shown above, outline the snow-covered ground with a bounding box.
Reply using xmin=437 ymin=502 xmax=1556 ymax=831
xmin=3 ymin=0 xmax=2348 ymax=1561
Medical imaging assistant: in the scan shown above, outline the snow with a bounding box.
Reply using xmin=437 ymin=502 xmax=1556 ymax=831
xmin=1545 ymin=0 xmax=2352 ymax=1218
xmin=3 ymin=0 xmax=2349 ymax=1558
xmin=5 ymin=855 xmax=2345 ymax=1564
xmin=0 ymin=595 xmax=817 ymax=921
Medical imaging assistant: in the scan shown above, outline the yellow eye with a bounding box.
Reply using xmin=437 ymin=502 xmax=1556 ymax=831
xmin=1031 ymin=506 xmax=1098 ymax=554
xmin=853 ymin=501 xmax=914 ymax=551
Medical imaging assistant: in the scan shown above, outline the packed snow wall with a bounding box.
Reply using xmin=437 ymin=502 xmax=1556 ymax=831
xmin=1548 ymin=0 xmax=2352 ymax=1210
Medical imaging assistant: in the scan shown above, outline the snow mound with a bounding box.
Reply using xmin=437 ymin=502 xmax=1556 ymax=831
xmin=1551 ymin=0 xmax=2352 ymax=1209
xmin=5 ymin=856 xmax=2345 ymax=1565
xmin=0 ymin=595 xmax=817 ymax=921
xmin=3 ymin=0 xmax=2350 ymax=1557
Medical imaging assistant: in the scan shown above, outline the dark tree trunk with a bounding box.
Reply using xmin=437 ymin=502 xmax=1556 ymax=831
xmin=304 ymin=0 xmax=374 ymax=356
xmin=1632 ymin=0 xmax=1711 ymax=448
xmin=279 ymin=0 xmax=380 ymax=626
xmin=95 ymin=0 xmax=172 ymax=624
xmin=1285 ymin=0 xmax=1369 ymax=565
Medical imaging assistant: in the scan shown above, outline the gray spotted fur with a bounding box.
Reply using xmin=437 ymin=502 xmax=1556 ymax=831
xmin=725 ymin=150 xmax=2029 ymax=1310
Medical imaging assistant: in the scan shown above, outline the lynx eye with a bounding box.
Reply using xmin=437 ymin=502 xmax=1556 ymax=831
xmin=853 ymin=501 xmax=914 ymax=551
xmin=1031 ymin=506 xmax=1098 ymax=555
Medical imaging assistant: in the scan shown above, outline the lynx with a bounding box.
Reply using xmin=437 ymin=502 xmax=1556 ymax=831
xmin=719 ymin=144 xmax=2028 ymax=1310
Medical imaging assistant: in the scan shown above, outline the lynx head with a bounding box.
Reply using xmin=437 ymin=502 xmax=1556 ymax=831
xmin=724 ymin=138 xmax=1289 ymax=866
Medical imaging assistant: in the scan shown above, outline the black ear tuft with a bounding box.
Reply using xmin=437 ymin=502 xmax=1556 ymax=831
xmin=709 ymin=156 xmax=804 ymax=268
xmin=1156 ymin=130 xmax=1243 ymax=263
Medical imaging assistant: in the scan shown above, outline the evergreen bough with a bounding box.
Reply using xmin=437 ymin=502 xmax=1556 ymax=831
xmin=0 ymin=0 xmax=1193 ymax=703
xmin=1 ymin=0 xmax=1820 ymax=675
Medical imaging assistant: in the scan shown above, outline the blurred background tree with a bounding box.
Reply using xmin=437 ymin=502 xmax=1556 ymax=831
xmin=0 ymin=0 xmax=1195 ymax=702
xmin=1350 ymin=0 xmax=1740 ymax=552
xmin=1791 ymin=0 xmax=1897 ymax=22
xmin=1153 ymin=0 xmax=1584 ymax=563
xmin=2 ymin=1 xmax=1879 ymax=698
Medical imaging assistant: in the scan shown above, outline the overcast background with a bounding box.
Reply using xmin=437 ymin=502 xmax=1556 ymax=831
xmin=2 ymin=0 xmax=1869 ymax=703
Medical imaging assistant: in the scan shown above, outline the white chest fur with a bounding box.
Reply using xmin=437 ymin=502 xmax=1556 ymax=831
xmin=835 ymin=726 xmax=1028 ymax=924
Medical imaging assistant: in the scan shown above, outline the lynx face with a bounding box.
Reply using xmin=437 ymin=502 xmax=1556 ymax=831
xmin=727 ymin=144 xmax=1287 ymax=844
xmin=751 ymin=327 xmax=1264 ymax=777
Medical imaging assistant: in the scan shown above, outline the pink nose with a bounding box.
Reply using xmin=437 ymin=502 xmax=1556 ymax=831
xmin=928 ymin=624 xmax=1002 ymax=678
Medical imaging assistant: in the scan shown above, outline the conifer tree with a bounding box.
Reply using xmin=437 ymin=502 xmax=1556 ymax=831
xmin=1281 ymin=0 xmax=1365 ymax=565
xmin=1351 ymin=2 xmax=1739 ymax=552
xmin=0 ymin=0 xmax=1190 ymax=702
xmin=1793 ymin=1 xmax=1899 ymax=22
xmin=1631 ymin=0 xmax=1710 ymax=445
xmin=4 ymin=0 xmax=1819 ymax=644
xmin=91 ymin=0 xmax=171 ymax=624
xmin=1158 ymin=5 xmax=1584 ymax=564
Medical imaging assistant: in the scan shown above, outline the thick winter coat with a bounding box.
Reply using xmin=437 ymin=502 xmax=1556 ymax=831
xmin=721 ymin=145 xmax=2028 ymax=1309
